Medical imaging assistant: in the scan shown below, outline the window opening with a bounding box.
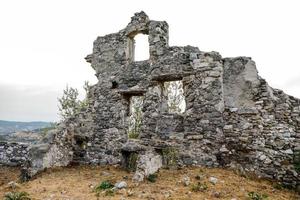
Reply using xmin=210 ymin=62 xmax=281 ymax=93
xmin=164 ymin=80 xmax=186 ymax=114
xmin=129 ymin=33 xmax=149 ymax=61
xmin=128 ymin=96 xmax=144 ymax=138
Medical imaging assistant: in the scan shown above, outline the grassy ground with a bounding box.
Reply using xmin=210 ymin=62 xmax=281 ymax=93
xmin=0 ymin=165 xmax=299 ymax=200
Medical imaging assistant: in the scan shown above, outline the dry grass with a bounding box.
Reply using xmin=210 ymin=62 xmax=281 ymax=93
xmin=0 ymin=166 xmax=20 ymax=186
xmin=0 ymin=165 xmax=299 ymax=200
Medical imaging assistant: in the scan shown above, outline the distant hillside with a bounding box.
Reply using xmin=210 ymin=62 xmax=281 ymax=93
xmin=0 ymin=120 xmax=51 ymax=134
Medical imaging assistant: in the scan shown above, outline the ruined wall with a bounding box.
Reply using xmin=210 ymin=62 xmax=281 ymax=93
xmin=14 ymin=11 xmax=299 ymax=188
xmin=21 ymin=120 xmax=75 ymax=180
xmin=83 ymin=12 xmax=226 ymax=168
xmin=0 ymin=141 xmax=29 ymax=166
xmin=222 ymin=57 xmax=300 ymax=187
xmin=82 ymin=11 xmax=299 ymax=187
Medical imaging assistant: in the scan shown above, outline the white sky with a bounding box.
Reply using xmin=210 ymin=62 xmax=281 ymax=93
xmin=0 ymin=0 xmax=299 ymax=122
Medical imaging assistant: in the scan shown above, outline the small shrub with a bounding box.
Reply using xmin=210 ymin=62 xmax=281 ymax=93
xmin=94 ymin=180 xmax=115 ymax=197
xmin=58 ymin=82 xmax=90 ymax=121
xmin=128 ymin=131 xmax=139 ymax=139
xmin=190 ymin=182 xmax=208 ymax=192
xmin=162 ymin=147 xmax=178 ymax=167
xmin=247 ymin=191 xmax=268 ymax=200
xmin=147 ymin=174 xmax=158 ymax=183
xmin=94 ymin=180 xmax=114 ymax=192
xmin=4 ymin=191 xmax=31 ymax=200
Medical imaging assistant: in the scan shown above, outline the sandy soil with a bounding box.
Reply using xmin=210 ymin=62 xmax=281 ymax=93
xmin=0 ymin=165 xmax=299 ymax=200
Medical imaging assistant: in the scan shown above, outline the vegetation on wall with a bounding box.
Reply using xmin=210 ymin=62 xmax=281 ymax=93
xmin=128 ymin=96 xmax=143 ymax=139
xmin=162 ymin=147 xmax=178 ymax=167
xmin=164 ymin=80 xmax=186 ymax=114
xmin=58 ymin=81 xmax=90 ymax=121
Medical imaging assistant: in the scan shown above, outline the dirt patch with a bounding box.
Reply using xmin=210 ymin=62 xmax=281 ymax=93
xmin=0 ymin=165 xmax=298 ymax=200
xmin=0 ymin=166 xmax=20 ymax=186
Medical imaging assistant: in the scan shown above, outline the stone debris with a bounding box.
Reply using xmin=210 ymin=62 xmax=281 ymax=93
xmin=7 ymin=181 xmax=20 ymax=190
xmin=0 ymin=11 xmax=298 ymax=190
xmin=209 ymin=177 xmax=218 ymax=185
xmin=133 ymin=151 xmax=162 ymax=182
xmin=182 ymin=175 xmax=191 ymax=186
xmin=114 ymin=181 xmax=127 ymax=189
xmin=101 ymin=171 xmax=111 ymax=176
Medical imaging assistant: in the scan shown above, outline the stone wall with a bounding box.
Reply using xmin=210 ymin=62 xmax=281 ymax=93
xmin=0 ymin=141 xmax=29 ymax=166
xmin=16 ymin=11 xmax=300 ymax=189
xmin=221 ymin=57 xmax=300 ymax=187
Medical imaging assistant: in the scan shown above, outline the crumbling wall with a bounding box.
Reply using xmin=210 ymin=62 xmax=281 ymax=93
xmin=83 ymin=11 xmax=299 ymax=187
xmin=222 ymin=57 xmax=300 ymax=187
xmin=84 ymin=12 xmax=227 ymax=169
xmin=21 ymin=120 xmax=75 ymax=180
xmin=8 ymin=11 xmax=299 ymax=189
xmin=0 ymin=141 xmax=29 ymax=166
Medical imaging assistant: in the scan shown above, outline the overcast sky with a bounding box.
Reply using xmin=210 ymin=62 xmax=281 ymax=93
xmin=0 ymin=0 xmax=299 ymax=122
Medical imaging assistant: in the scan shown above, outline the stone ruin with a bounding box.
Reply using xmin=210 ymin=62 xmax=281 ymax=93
xmin=1 ymin=11 xmax=299 ymax=189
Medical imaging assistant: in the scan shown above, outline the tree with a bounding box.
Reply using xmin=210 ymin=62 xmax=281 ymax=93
xmin=58 ymin=82 xmax=90 ymax=121
xmin=58 ymin=85 xmax=80 ymax=120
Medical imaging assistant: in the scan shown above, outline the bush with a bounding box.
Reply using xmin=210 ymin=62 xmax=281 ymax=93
xmin=94 ymin=180 xmax=115 ymax=197
xmin=162 ymin=147 xmax=178 ymax=167
xmin=147 ymin=174 xmax=158 ymax=183
xmin=58 ymin=82 xmax=90 ymax=121
xmin=4 ymin=191 xmax=31 ymax=200
xmin=94 ymin=180 xmax=114 ymax=192
xmin=190 ymin=182 xmax=208 ymax=192
xmin=128 ymin=131 xmax=139 ymax=139
xmin=247 ymin=191 xmax=268 ymax=200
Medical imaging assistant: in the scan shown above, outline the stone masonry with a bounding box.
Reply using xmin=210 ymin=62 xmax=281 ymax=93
xmin=13 ymin=12 xmax=299 ymax=189
xmin=0 ymin=141 xmax=29 ymax=166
